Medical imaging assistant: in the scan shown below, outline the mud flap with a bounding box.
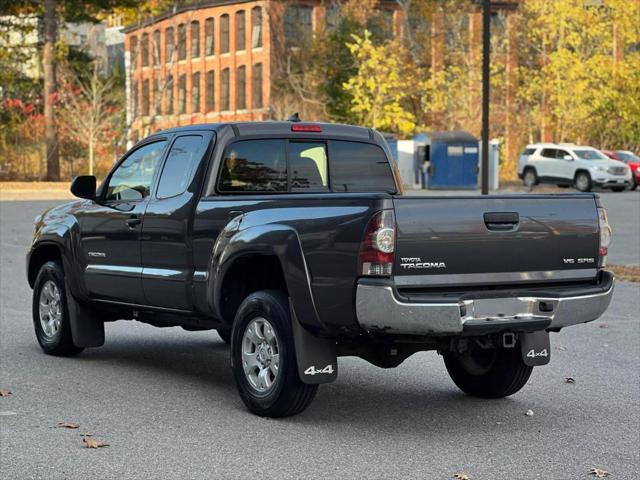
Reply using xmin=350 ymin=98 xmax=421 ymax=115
xmin=290 ymin=307 xmax=337 ymax=384
xmin=66 ymin=289 xmax=105 ymax=348
xmin=520 ymin=331 xmax=550 ymax=366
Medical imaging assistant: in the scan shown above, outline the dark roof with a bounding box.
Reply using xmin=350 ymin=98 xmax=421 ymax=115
xmin=424 ymin=131 xmax=478 ymax=143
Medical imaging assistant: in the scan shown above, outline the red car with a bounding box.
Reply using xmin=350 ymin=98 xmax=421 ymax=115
xmin=603 ymin=150 xmax=639 ymax=190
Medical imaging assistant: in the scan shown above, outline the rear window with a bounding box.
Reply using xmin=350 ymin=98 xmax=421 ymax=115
xmin=216 ymin=139 xmax=395 ymax=194
xmin=329 ymin=141 xmax=396 ymax=193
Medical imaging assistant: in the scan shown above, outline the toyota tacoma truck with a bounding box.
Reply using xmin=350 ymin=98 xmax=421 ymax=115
xmin=27 ymin=121 xmax=615 ymax=417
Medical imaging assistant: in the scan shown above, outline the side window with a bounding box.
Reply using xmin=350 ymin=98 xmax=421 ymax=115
xmin=329 ymin=141 xmax=396 ymax=193
xmin=556 ymin=149 xmax=570 ymax=159
xmin=218 ymin=140 xmax=286 ymax=192
xmin=541 ymin=148 xmax=557 ymax=158
xmin=156 ymin=136 xmax=205 ymax=199
xmin=288 ymin=142 xmax=328 ymax=192
xmin=521 ymin=148 xmax=535 ymax=156
xmin=105 ymin=141 xmax=167 ymax=201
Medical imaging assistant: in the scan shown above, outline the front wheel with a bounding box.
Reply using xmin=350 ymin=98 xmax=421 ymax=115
xmin=574 ymin=171 xmax=592 ymax=192
xmin=32 ymin=261 xmax=83 ymax=356
xmin=443 ymin=344 xmax=532 ymax=398
xmin=230 ymin=290 xmax=318 ymax=417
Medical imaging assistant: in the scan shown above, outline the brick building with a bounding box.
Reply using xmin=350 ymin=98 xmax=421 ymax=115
xmin=123 ymin=0 xmax=401 ymax=142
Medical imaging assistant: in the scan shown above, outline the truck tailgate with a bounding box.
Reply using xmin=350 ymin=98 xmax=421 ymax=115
xmin=392 ymin=195 xmax=600 ymax=287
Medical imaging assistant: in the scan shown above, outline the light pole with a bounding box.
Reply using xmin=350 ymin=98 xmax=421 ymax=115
xmin=481 ymin=0 xmax=490 ymax=194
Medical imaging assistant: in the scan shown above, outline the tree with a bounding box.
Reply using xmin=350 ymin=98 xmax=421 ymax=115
xmin=57 ymin=61 xmax=123 ymax=176
xmin=343 ymin=32 xmax=421 ymax=136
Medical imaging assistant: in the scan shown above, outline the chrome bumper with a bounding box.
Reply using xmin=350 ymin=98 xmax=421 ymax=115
xmin=355 ymin=278 xmax=614 ymax=336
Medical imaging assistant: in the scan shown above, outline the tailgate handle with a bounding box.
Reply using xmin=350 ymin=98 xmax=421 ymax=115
xmin=484 ymin=212 xmax=519 ymax=231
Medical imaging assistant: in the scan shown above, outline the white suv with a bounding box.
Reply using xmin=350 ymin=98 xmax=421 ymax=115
xmin=517 ymin=143 xmax=632 ymax=192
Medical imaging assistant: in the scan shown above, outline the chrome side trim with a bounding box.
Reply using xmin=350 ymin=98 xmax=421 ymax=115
xmin=394 ymin=269 xmax=598 ymax=287
xmin=85 ymin=265 xmax=142 ymax=276
xmin=355 ymin=280 xmax=614 ymax=335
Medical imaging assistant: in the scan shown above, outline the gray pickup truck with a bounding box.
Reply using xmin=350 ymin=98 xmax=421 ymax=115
xmin=27 ymin=121 xmax=615 ymax=417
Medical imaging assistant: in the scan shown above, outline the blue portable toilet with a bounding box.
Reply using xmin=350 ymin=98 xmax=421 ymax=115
xmin=415 ymin=131 xmax=479 ymax=189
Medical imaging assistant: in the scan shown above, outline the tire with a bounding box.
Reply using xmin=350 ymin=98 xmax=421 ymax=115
xmin=230 ymin=290 xmax=318 ymax=418
xmin=632 ymin=177 xmax=638 ymax=191
xmin=443 ymin=344 xmax=532 ymax=399
xmin=574 ymin=171 xmax=592 ymax=192
xmin=217 ymin=328 xmax=231 ymax=345
xmin=32 ymin=261 xmax=83 ymax=356
xmin=523 ymin=168 xmax=538 ymax=189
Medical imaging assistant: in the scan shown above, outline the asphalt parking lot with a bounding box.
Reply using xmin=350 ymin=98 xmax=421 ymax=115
xmin=1 ymin=192 xmax=638 ymax=480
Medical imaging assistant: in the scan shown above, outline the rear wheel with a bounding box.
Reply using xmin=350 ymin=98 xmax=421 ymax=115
xmin=631 ymin=176 xmax=638 ymax=191
xmin=32 ymin=261 xmax=83 ymax=356
xmin=574 ymin=171 xmax=592 ymax=192
xmin=443 ymin=343 xmax=532 ymax=398
xmin=523 ymin=169 xmax=538 ymax=189
xmin=230 ymin=290 xmax=318 ymax=417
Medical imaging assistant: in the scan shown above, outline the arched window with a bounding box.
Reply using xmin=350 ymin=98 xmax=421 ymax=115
xmin=177 ymin=23 xmax=186 ymax=60
xmin=206 ymin=70 xmax=215 ymax=112
xmin=205 ymin=18 xmax=214 ymax=56
xmin=129 ymin=36 xmax=138 ymax=70
xmin=236 ymin=10 xmax=246 ymax=51
xmin=178 ymin=74 xmax=186 ymax=113
xmin=191 ymin=21 xmax=200 ymax=58
xmin=252 ymin=63 xmax=263 ymax=108
xmin=220 ymin=14 xmax=230 ymax=53
xmin=251 ymin=7 xmax=262 ymax=49
xmin=165 ymin=27 xmax=174 ymax=63
xmin=221 ymin=68 xmax=230 ymax=110
xmin=284 ymin=5 xmax=312 ymax=47
xmin=192 ymin=72 xmax=200 ymax=113
xmin=236 ymin=65 xmax=246 ymax=109
xmin=141 ymin=33 xmax=149 ymax=66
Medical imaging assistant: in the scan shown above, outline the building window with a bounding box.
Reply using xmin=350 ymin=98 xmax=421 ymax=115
xmin=142 ymin=79 xmax=150 ymax=115
xmin=132 ymin=80 xmax=138 ymax=116
xmin=165 ymin=27 xmax=174 ymax=63
xmin=192 ymin=72 xmax=200 ymax=113
xmin=153 ymin=78 xmax=160 ymax=114
xmin=130 ymin=36 xmax=138 ymax=70
xmin=141 ymin=33 xmax=149 ymax=67
xmin=166 ymin=74 xmax=174 ymax=114
xmin=236 ymin=10 xmax=246 ymax=51
xmin=253 ymin=63 xmax=263 ymax=108
xmin=152 ymin=30 xmax=160 ymax=65
xmin=206 ymin=70 xmax=215 ymax=112
xmin=284 ymin=5 xmax=313 ymax=47
xmin=251 ymin=7 xmax=262 ymax=49
xmin=205 ymin=17 xmax=214 ymax=56
xmin=236 ymin=65 xmax=246 ymax=109
xmin=191 ymin=21 xmax=200 ymax=58
xmin=178 ymin=74 xmax=186 ymax=113
xmin=221 ymin=68 xmax=230 ymax=110
xmin=178 ymin=23 xmax=186 ymax=60
xmin=220 ymin=14 xmax=229 ymax=54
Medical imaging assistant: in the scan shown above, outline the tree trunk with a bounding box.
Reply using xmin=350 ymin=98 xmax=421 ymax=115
xmin=43 ymin=0 xmax=59 ymax=181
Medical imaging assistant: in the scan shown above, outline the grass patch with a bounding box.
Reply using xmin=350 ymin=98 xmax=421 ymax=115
xmin=608 ymin=265 xmax=640 ymax=282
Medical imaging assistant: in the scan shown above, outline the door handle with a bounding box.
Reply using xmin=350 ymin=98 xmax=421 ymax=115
xmin=126 ymin=216 xmax=142 ymax=228
xmin=484 ymin=212 xmax=519 ymax=231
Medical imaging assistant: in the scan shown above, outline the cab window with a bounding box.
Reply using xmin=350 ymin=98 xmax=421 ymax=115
xmin=105 ymin=141 xmax=167 ymax=201
xmin=156 ymin=135 xmax=204 ymax=199
xmin=218 ymin=140 xmax=287 ymax=192
xmin=289 ymin=142 xmax=328 ymax=192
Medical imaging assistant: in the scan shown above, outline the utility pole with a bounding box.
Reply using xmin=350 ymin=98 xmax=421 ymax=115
xmin=44 ymin=0 xmax=60 ymax=181
xmin=481 ymin=0 xmax=490 ymax=194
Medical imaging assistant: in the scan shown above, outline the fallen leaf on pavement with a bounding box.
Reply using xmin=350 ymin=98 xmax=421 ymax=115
xmin=0 ymin=390 xmax=12 ymax=397
xmin=598 ymin=324 xmax=609 ymax=329
xmin=454 ymin=473 xmax=470 ymax=480
xmin=565 ymin=377 xmax=575 ymax=384
xmin=525 ymin=409 xmax=534 ymax=416
xmin=57 ymin=422 xmax=79 ymax=429
xmin=82 ymin=435 xmax=109 ymax=449
xmin=590 ymin=467 xmax=609 ymax=478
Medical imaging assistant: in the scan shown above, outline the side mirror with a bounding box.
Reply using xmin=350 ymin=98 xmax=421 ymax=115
xmin=70 ymin=175 xmax=97 ymax=200
xmin=563 ymin=155 xmax=573 ymax=161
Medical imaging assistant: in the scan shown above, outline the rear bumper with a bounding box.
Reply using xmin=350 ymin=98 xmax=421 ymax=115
xmin=355 ymin=271 xmax=614 ymax=336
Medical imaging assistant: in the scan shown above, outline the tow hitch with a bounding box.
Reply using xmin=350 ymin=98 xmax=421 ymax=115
xmin=520 ymin=331 xmax=551 ymax=366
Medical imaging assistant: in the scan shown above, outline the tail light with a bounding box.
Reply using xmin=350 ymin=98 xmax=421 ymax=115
xmin=359 ymin=209 xmax=395 ymax=276
xmin=597 ymin=207 xmax=612 ymax=267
